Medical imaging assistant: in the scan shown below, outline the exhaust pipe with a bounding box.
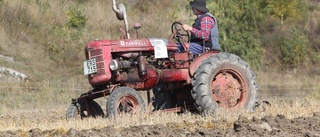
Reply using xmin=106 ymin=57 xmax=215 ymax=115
xmin=112 ymin=0 xmax=130 ymax=39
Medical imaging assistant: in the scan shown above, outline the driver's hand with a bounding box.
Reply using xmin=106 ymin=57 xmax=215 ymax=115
xmin=185 ymin=43 xmax=190 ymax=51
xmin=182 ymin=24 xmax=193 ymax=31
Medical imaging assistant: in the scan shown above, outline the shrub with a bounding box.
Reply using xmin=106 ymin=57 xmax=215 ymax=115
xmin=66 ymin=7 xmax=87 ymax=29
xmin=279 ymin=26 xmax=308 ymax=68
xmin=76 ymin=0 xmax=87 ymax=4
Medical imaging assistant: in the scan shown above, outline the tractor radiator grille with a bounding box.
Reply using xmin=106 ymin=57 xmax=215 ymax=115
xmin=89 ymin=49 xmax=105 ymax=76
xmin=95 ymin=56 xmax=103 ymax=62
xmin=90 ymin=49 xmax=103 ymax=56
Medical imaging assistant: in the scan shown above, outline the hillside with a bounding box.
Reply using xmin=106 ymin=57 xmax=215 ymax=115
xmin=0 ymin=0 xmax=319 ymax=83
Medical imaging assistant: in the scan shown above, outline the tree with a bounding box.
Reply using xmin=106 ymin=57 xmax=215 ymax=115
xmin=207 ymin=0 xmax=266 ymax=68
xmin=266 ymin=0 xmax=308 ymax=24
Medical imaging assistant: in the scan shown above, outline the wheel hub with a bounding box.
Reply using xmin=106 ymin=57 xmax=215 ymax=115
xmin=116 ymin=96 xmax=139 ymax=114
xmin=211 ymin=70 xmax=246 ymax=109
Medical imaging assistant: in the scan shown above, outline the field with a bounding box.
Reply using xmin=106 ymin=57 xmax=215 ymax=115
xmin=0 ymin=0 xmax=320 ymax=136
xmin=0 ymin=104 xmax=319 ymax=136
xmin=0 ymin=72 xmax=319 ymax=137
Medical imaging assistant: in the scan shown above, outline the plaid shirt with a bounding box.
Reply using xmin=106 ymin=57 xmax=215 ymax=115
xmin=191 ymin=15 xmax=215 ymax=41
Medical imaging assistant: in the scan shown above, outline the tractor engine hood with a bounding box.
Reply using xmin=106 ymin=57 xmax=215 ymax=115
xmin=86 ymin=38 xmax=178 ymax=53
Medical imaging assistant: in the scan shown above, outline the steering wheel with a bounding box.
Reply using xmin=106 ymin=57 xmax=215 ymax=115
xmin=171 ymin=22 xmax=190 ymax=44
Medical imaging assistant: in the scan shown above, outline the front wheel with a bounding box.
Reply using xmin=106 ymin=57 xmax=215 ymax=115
xmin=106 ymin=86 xmax=145 ymax=117
xmin=66 ymin=100 xmax=104 ymax=120
xmin=191 ymin=53 xmax=258 ymax=113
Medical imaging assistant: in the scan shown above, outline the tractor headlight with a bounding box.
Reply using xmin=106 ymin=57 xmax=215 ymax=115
xmin=110 ymin=60 xmax=119 ymax=71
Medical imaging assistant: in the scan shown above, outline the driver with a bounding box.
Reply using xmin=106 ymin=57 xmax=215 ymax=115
xmin=179 ymin=0 xmax=220 ymax=55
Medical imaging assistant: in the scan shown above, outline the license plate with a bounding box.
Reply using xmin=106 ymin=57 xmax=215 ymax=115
xmin=84 ymin=58 xmax=97 ymax=75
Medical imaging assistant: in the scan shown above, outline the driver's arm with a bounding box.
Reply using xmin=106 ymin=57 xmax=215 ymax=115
xmin=183 ymin=17 xmax=214 ymax=41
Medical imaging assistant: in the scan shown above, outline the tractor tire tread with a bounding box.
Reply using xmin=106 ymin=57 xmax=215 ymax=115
xmin=191 ymin=52 xmax=259 ymax=113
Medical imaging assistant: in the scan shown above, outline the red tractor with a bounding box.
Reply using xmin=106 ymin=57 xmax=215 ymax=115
xmin=66 ymin=0 xmax=258 ymax=119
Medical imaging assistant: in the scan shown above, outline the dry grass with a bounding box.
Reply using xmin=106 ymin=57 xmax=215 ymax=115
xmin=0 ymin=73 xmax=319 ymax=132
xmin=256 ymin=70 xmax=320 ymax=87
xmin=0 ymin=0 xmax=190 ymax=81
xmin=0 ymin=80 xmax=89 ymax=113
xmin=0 ymin=95 xmax=319 ymax=132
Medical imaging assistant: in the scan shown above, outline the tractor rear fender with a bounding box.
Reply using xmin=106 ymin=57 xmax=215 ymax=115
xmin=189 ymin=51 xmax=219 ymax=76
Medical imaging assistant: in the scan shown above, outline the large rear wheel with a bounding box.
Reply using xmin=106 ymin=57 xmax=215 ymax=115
xmin=191 ymin=52 xmax=258 ymax=113
xmin=106 ymin=86 xmax=145 ymax=116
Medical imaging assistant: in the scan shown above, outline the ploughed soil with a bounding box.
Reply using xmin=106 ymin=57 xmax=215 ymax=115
xmin=0 ymin=112 xmax=319 ymax=137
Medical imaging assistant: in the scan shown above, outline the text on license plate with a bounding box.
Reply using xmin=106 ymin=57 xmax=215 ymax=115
xmin=84 ymin=58 xmax=97 ymax=75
